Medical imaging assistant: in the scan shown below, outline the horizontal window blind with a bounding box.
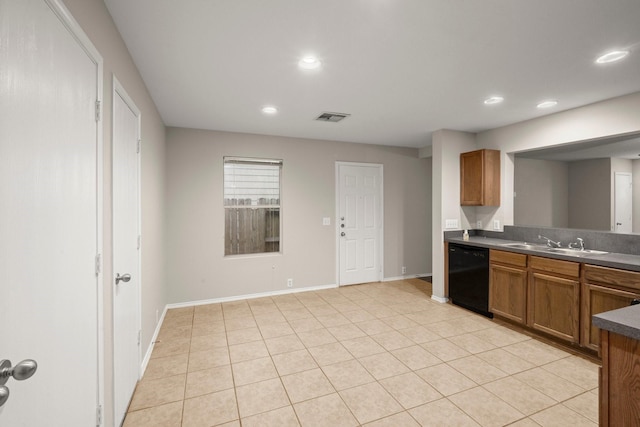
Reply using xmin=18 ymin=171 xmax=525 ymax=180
xmin=224 ymin=158 xmax=281 ymax=207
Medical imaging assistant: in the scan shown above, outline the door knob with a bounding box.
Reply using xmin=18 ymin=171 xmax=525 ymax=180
xmin=0 ymin=359 xmax=38 ymax=407
xmin=115 ymin=273 xmax=131 ymax=285
xmin=0 ymin=359 xmax=37 ymax=385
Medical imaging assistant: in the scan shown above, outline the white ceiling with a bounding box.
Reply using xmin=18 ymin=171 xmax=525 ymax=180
xmin=104 ymin=0 xmax=640 ymax=148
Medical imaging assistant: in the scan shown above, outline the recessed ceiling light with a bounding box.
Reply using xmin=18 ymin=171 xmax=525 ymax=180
xmin=483 ymin=96 xmax=504 ymax=105
xmin=261 ymin=106 xmax=278 ymax=115
xmin=298 ymin=56 xmax=322 ymax=70
xmin=537 ymin=100 xmax=558 ymax=109
xmin=595 ymin=50 xmax=630 ymax=64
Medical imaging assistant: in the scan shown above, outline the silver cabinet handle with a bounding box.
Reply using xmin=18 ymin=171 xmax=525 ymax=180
xmin=115 ymin=273 xmax=131 ymax=285
xmin=0 ymin=359 xmax=38 ymax=407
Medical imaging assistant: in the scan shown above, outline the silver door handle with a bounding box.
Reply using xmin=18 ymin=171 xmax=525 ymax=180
xmin=115 ymin=273 xmax=131 ymax=285
xmin=0 ymin=359 xmax=38 ymax=407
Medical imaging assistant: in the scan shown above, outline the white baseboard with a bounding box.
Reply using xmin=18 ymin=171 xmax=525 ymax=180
xmin=166 ymin=283 xmax=339 ymax=310
xmin=431 ymin=295 xmax=449 ymax=304
xmin=140 ymin=305 xmax=168 ymax=377
xmin=383 ymin=273 xmax=431 ymax=282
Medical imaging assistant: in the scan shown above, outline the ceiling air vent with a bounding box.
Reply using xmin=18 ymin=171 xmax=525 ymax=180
xmin=315 ymin=112 xmax=351 ymax=122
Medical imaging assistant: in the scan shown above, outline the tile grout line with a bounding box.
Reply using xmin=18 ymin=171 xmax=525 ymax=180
xmin=126 ymin=280 xmax=600 ymax=427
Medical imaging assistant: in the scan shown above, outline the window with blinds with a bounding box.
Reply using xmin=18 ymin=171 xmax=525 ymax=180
xmin=224 ymin=157 xmax=282 ymax=255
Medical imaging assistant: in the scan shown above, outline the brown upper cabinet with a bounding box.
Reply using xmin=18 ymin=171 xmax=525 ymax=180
xmin=460 ymin=149 xmax=501 ymax=206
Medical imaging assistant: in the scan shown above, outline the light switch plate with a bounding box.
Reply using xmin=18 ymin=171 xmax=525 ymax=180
xmin=322 ymin=217 xmax=331 ymax=226
xmin=445 ymin=219 xmax=459 ymax=229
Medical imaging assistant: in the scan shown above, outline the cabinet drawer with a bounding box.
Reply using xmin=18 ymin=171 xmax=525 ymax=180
xmin=530 ymin=256 xmax=579 ymax=278
xmin=584 ymin=265 xmax=640 ymax=292
xmin=491 ymin=249 xmax=527 ymax=267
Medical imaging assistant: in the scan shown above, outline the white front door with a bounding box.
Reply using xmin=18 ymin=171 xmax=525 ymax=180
xmin=112 ymin=78 xmax=141 ymax=425
xmin=337 ymin=163 xmax=383 ymax=286
xmin=614 ymin=172 xmax=632 ymax=233
xmin=0 ymin=0 xmax=102 ymax=425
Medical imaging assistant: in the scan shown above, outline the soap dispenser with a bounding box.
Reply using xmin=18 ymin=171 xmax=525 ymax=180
xmin=462 ymin=229 xmax=469 ymax=241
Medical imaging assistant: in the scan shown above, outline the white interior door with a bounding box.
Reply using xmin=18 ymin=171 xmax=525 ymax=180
xmin=614 ymin=172 xmax=632 ymax=233
xmin=0 ymin=0 xmax=102 ymax=425
xmin=112 ymin=78 xmax=142 ymax=426
xmin=337 ymin=163 xmax=383 ymax=286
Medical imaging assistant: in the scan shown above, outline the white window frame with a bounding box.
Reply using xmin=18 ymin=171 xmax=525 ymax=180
xmin=223 ymin=157 xmax=282 ymax=256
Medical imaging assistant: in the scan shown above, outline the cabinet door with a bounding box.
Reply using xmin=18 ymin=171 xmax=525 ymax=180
xmin=460 ymin=150 xmax=484 ymax=205
xmin=582 ymin=283 xmax=640 ymax=351
xmin=490 ymin=264 xmax=527 ymax=324
xmin=529 ymin=272 xmax=580 ymax=343
xmin=460 ymin=149 xmax=500 ymax=206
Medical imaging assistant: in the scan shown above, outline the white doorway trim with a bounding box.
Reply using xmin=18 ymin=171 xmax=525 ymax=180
xmin=46 ymin=0 xmax=105 ymax=417
xmin=335 ymin=161 xmax=384 ymax=286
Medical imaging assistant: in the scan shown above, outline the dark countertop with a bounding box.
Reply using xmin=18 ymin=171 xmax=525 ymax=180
xmin=593 ymin=305 xmax=640 ymax=341
xmin=446 ymin=235 xmax=640 ymax=272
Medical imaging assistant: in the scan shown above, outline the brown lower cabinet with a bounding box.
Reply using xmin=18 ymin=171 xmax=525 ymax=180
xmin=489 ymin=250 xmax=527 ymax=324
xmin=489 ymin=250 xmax=581 ymax=344
xmin=600 ymin=329 xmax=640 ymax=426
xmin=528 ymin=256 xmax=580 ymax=343
xmin=582 ymin=265 xmax=640 ymax=351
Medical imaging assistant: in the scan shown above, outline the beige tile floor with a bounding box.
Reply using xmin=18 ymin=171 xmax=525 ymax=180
xmin=123 ymin=279 xmax=600 ymax=427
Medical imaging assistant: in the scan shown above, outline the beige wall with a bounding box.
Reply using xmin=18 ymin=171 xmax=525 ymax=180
xmin=165 ymin=127 xmax=432 ymax=303
xmin=568 ymin=159 xmax=611 ymax=230
xmin=514 ymin=158 xmax=569 ymax=228
xmin=61 ymin=1 xmax=167 ymax=425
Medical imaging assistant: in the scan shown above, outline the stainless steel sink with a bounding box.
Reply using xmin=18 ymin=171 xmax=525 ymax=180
xmin=544 ymin=247 xmax=609 ymax=256
xmin=500 ymin=242 xmax=609 ymax=257
xmin=500 ymin=242 xmax=543 ymax=250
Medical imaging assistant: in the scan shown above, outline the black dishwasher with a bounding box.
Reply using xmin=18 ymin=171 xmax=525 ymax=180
xmin=448 ymin=243 xmax=492 ymax=318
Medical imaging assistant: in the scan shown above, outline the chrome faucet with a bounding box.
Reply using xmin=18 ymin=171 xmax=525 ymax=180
xmin=538 ymin=235 xmax=561 ymax=248
xmin=568 ymin=237 xmax=585 ymax=251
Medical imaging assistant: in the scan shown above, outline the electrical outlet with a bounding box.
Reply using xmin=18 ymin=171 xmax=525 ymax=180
xmin=476 ymin=220 xmax=482 ymax=229
xmin=493 ymin=219 xmax=500 ymax=230
xmin=287 ymin=279 xmax=293 ymax=288
xmin=445 ymin=219 xmax=459 ymax=229
xmin=401 ymin=266 xmax=407 ymax=274
xmin=322 ymin=217 xmax=331 ymax=226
